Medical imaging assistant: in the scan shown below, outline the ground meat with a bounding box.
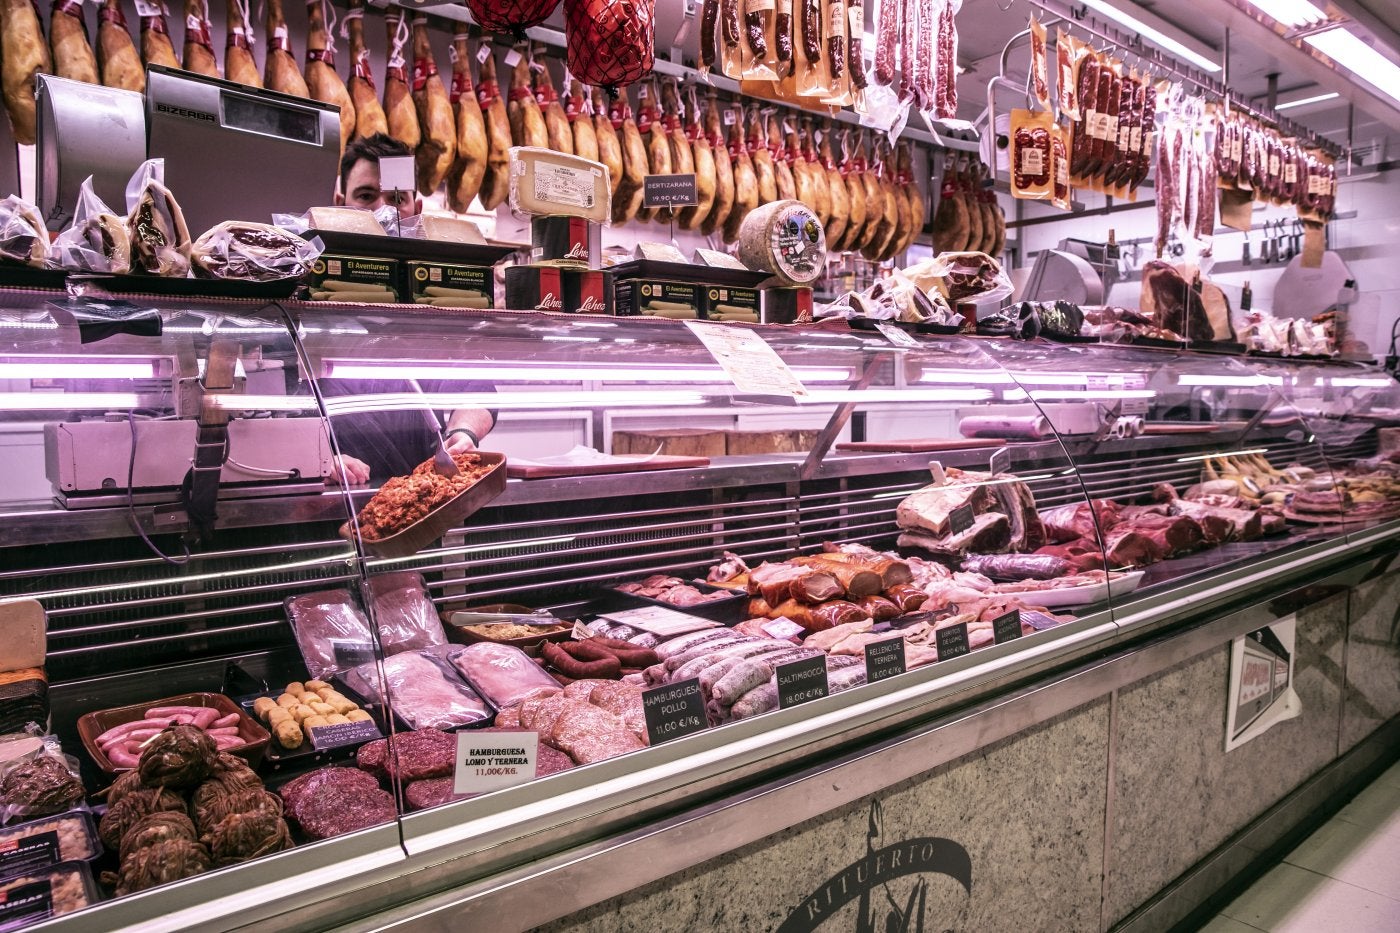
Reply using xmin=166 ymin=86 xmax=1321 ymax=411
xmin=278 ymin=767 xmax=380 ymax=825
xmin=404 ymin=778 xmax=472 ymax=811
xmin=295 ymin=786 xmax=396 ymax=840
xmin=355 ymin=452 xmax=495 ymax=541
xmin=354 ymin=730 xmax=456 ymax=783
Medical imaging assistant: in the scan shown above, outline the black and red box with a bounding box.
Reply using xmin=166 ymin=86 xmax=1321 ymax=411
xmin=530 ymin=216 xmax=600 ymax=267
xmin=504 ymin=266 xmax=612 ymax=315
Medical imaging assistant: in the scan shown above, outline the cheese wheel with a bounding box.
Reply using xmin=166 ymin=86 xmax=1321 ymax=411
xmin=735 ymin=199 xmax=828 ymax=286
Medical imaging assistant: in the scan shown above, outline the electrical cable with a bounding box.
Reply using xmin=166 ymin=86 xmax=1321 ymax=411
xmin=126 ymin=412 xmax=190 ymax=566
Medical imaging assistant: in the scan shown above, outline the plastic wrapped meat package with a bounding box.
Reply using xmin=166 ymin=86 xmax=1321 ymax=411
xmin=284 ymin=590 xmax=376 ymax=680
xmin=446 ymin=643 xmax=562 ymax=710
xmin=362 ymin=572 xmax=446 ymax=656
xmin=346 ymin=650 xmax=491 ymax=731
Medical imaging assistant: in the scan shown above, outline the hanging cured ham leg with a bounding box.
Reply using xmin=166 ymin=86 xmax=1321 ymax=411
xmin=343 ymin=0 xmax=383 ymax=137
xmin=699 ymin=93 xmax=733 ymax=237
xmin=534 ymin=55 xmax=572 ymax=156
xmin=410 ymin=15 xmax=456 ymax=195
xmin=382 ymin=11 xmax=420 ymax=152
xmin=1 ymin=0 xmax=51 ymax=145
xmin=51 ymin=0 xmax=100 ymax=85
xmin=305 ymin=0 xmax=355 ymax=154
xmin=591 ymin=86 xmax=622 ymax=199
xmin=678 ymin=87 xmax=715 ymax=230
xmin=223 ymin=0 xmax=260 ymax=87
xmin=611 ymin=97 xmax=646 ymax=224
xmin=568 ymin=80 xmax=598 ymax=163
xmin=99 ymin=0 xmax=145 ymax=92
xmin=476 ymin=49 xmax=511 ymax=210
xmin=507 ymin=49 xmax=547 ymax=149
xmin=141 ymin=2 xmax=181 ymax=72
xmin=181 ymin=0 xmax=219 ymax=78
xmin=264 ymin=0 xmax=308 ymax=97
xmin=445 ymin=33 xmax=488 ymax=213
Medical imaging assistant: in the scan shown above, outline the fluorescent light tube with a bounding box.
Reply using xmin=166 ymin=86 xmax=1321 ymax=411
xmin=0 ymin=392 xmax=145 ymax=410
xmin=1246 ymin=0 xmax=1327 ymax=27
xmin=0 ymin=359 xmax=156 ymax=379
xmin=1077 ymin=0 xmax=1222 ymax=72
xmin=1275 ymin=91 xmax=1340 ymax=109
xmin=1306 ymin=28 xmax=1400 ymax=101
xmin=324 ymin=361 xmax=852 ymax=384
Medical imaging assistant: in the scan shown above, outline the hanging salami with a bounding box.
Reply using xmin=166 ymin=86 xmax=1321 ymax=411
xmin=465 ymin=0 xmax=561 ymax=36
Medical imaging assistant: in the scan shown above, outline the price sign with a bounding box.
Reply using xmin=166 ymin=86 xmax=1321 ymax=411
xmin=377 ymin=155 xmax=415 ymax=193
xmin=309 ymin=718 xmax=381 ymax=751
xmin=874 ymin=321 xmax=921 ymax=348
xmin=330 ymin=639 xmax=376 ymax=669
xmin=992 ymin=609 xmax=1023 ymax=645
xmin=988 ymin=446 xmax=1011 ymax=476
xmin=776 ymin=656 xmax=829 ymax=709
xmin=864 ymin=637 xmax=906 ymax=683
xmin=642 ymin=678 xmax=708 ymax=745
xmin=685 ymin=320 xmax=810 ymax=402
xmin=935 ymin=622 xmax=971 ymax=660
xmin=599 ymin=605 xmax=719 ymax=637
xmin=643 ymin=173 xmax=698 ymax=208
xmin=949 ymin=504 xmax=976 ymax=535
xmin=453 ymin=731 xmax=538 ymax=795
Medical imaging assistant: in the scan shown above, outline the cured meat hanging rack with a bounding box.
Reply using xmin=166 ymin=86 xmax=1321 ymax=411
xmin=1018 ymin=0 xmax=1343 ymax=157
xmin=378 ymin=0 xmax=983 ymax=153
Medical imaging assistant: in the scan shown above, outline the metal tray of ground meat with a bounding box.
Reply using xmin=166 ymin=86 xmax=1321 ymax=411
xmin=340 ymin=451 xmax=508 ymax=559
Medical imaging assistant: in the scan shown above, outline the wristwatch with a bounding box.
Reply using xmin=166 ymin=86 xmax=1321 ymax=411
xmin=445 ymin=428 xmax=480 ymax=447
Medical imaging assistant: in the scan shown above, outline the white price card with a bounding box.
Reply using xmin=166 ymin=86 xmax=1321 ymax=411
xmin=599 ymin=605 xmax=720 ymax=637
xmin=377 ymin=155 xmax=415 ymax=193
xmin=454 ymin=731 xmax=538 ymax=795
xmin=684 ymin=320 xmax=809 ymax=401
xmin=874 ymin=321 xmax=920 ymax=348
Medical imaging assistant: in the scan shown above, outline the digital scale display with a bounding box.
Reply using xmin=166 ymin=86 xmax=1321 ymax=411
xmin=221 ymin=92 xmax=321 ymax=145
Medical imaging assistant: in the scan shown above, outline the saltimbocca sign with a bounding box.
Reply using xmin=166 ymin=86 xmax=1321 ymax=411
xmin=777 ymin=800 xmax=972 ymax=933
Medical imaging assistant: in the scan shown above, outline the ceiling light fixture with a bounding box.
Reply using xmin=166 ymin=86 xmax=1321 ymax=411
xmin=1305 ymin=28 xmax=1400 ymax=102
xmin=1244 ymin=0 xmax=1327 ymax=28
xmin=1274 ymin=91 xmax=1341 ymax=109
xmin=1076 ymin=0 xmax=1222 ymax=72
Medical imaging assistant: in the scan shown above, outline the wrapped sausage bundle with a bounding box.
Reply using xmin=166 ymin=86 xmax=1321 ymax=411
xmin=190 ymin=221 xmax=321 ymax=281
xmin=49 ymin=177 xmax=131 ymax=274
xmin=1010 ymin=109 xmax=1053 ymax=200
xmin=0 ymin=196 xmax=49 ymax=268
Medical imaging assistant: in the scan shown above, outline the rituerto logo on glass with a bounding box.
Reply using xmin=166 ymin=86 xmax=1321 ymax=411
xmin=777 ymin=800 xmax=972 ymax=933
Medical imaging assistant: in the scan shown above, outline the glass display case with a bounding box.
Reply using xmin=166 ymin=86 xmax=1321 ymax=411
xmin=0 ymin=293 xmax=1397 ymax=930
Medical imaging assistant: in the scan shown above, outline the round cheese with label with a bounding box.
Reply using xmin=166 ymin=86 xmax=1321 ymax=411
xmin=735 ymin=199 xmax=828 ymax=286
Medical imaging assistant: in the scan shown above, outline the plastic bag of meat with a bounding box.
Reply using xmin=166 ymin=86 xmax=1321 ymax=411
xmin=0 ymin=196 xmax=48 ymax=268
xmin=562 ymin=0 xmax=655 ymax=90
xmin=49 ymin=177 xmax=131 ymax=274
xmin=285 ymin=590 xmax=375 ymax=680
xmin=464 ymin=0 xmax=561 ymax=34
xmin=446 ymin=643 xmax=562 ymax=710
xmin=190 ymin=221 xmax=321 ymax=282
xmin=362 ymin=572 xmax=447 ymax=656
xmin=346 ymin=650 xmax=492 ymax=731
xmin=123 ymin=159 xmax=191 ymax=277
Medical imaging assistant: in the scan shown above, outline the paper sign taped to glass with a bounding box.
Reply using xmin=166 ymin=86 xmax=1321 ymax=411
xmin=1224 ymin=614 xmax=1301 ymax=752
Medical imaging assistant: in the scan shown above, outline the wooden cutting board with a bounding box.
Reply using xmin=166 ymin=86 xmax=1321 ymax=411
xmin=835 ymin=438 xmax=1009 ymax=453
xmin=507 ymin=455 xmax=711 ymax=479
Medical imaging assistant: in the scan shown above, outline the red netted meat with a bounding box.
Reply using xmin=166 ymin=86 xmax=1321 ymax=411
xmin=465 ymin=0 xmax=561 ymax=35
xmin=563 ymin=0 xmax=654 ymax=90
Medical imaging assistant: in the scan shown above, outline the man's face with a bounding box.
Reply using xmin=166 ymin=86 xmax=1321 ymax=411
xmin=339 ymin=158 xmax=417 ymax=221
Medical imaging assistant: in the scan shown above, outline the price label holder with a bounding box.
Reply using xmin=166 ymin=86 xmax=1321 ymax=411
xmin=309 ymin=718 xmax=382 ymax=751
xmin=685 ymin=320 xmax=809 ymax=403
xmin=988 ymin=446 xmax=1010 ymax=476
xmin=949 ymin=504 xmax=976 ymax=535
xmin=1120 ymin=397 xmax=1150 ymax=416
xmin=330 ymin=639 xmax=376 ymax=669
xmin=643 ymin=173 xmax=698 ymax=208
xmin=0 ymin=832 xmax=60 ymax=877
xmin=761 ymin=617 xmax=806 ymax=640
xmin=776 ymin=655 xmax=829 ymax=709
xmin=453 ymin=731 xmax=538 ymax=795
xmin=935 ymin=622 xmax=971 ymax=661
xmin=598 ymin=605 xmax=720 ymax=638
xmin=864 ymin=637 xmax=906 ymax=683
xmin=377 ymin=155 xmax=415 ymax=194
xmin=642 ymin=678 xmax=708 ymax=745
xmin=874 ymin=321 xmax=921 ymax=348
xmin=992 ymin=609 xmax=1023 ymax=645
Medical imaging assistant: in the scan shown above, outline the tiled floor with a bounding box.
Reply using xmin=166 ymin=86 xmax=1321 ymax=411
xmin=1198 ymin=759 xmax=1400 ymax=932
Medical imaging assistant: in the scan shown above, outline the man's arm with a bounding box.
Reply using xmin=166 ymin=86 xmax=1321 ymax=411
xmin=442 ymin=408 xmax=496 ymax=452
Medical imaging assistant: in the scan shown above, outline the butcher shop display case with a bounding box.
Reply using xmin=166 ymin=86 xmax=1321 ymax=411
xmin=0 ymin=294 xmax=1397 ymax=931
